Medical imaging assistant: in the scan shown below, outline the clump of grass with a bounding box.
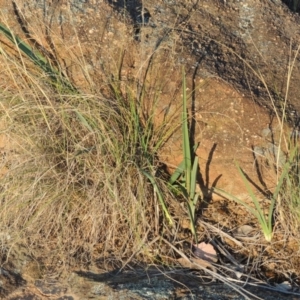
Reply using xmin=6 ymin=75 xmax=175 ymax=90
xmin=0 ymin=21 xmax=176 ymax=269
xmin=213 ymin=42 xmax=300 ymax=242
xmin=276 ymin=137 xmax=300 ymax=235
xmin=169 ymin=68 xmax=201 ymax=243
xmin=215 ymin=157 xmax=294 ymax=242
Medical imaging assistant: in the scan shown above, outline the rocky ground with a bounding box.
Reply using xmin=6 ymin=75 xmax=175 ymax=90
xmin=4 ymin=265 xmax=300 ymax=299
xmin=1 ymin=0 xmax=300 ymax=299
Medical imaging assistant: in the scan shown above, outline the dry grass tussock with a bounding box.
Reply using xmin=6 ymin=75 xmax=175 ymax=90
xmin=275 ymin=138 xmax=300 ymax=236
xmin=0 ymin=28 xmax=179 ymax=270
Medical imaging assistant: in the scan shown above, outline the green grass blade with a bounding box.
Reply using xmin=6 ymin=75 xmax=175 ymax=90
xmin=269 ymin=146 xmax=297 ymax=231
xmin=169 ymin=160 xmax=185 ymax=185
xmin=0 ymin=23 xmax=47 ymax=64
xmin=0 ymin=22 xmax=75 ymax=92
xmin=213 ymin=187 xmax=262 ymax=220
xmin=182 ymin=67 xmax=191 ymax=194
xmin=215 ymin=161 xmax=274 ymax=241
xmin=193 ymin=193 xmax=199 ymax=207
xmin=75 ymin=110 xmax=94 ymax=132
xmin=186 ymin=200 xmax=198 ymax=243
xmin=235 ymin=162 xmax=266 ymax=219
xmin=273 ymin=146 xmax=297 ymax=200
xmin=190 ymin=156 xmax=199 ymax=200
xmin=193 ymin=142 xmax=200 ymax=153
xmin=141 ymin=170 xmax=173 ymax=226
xmin=235 ymin=163 xmax=271 ymax=238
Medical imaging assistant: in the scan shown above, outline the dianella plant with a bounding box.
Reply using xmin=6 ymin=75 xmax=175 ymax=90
xmin=215 ymin=149 xmax=297 ymax=242
xmin=169 ymin=68 xmax=201 ymax=243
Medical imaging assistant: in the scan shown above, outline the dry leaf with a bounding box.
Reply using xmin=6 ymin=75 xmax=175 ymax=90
xmin=177 ymin=257 xmax=213 ymax=270
xmin=193 ymin=242 xmax=218 ymax=263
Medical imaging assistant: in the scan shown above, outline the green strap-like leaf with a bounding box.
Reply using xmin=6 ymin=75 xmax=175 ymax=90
xmin=0 ymin=22 xmax=76 ymax=92
xmin=190 ymin=156 xmax=199 ymax=200
xmin=141 ymin=170 xmax=173 ymax=226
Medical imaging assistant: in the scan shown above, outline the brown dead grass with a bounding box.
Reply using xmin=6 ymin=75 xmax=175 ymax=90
xmin=0 ymin=3 xmax=300 ymax=295
xmin=0 ymin=28 xmax=182 ymax=271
